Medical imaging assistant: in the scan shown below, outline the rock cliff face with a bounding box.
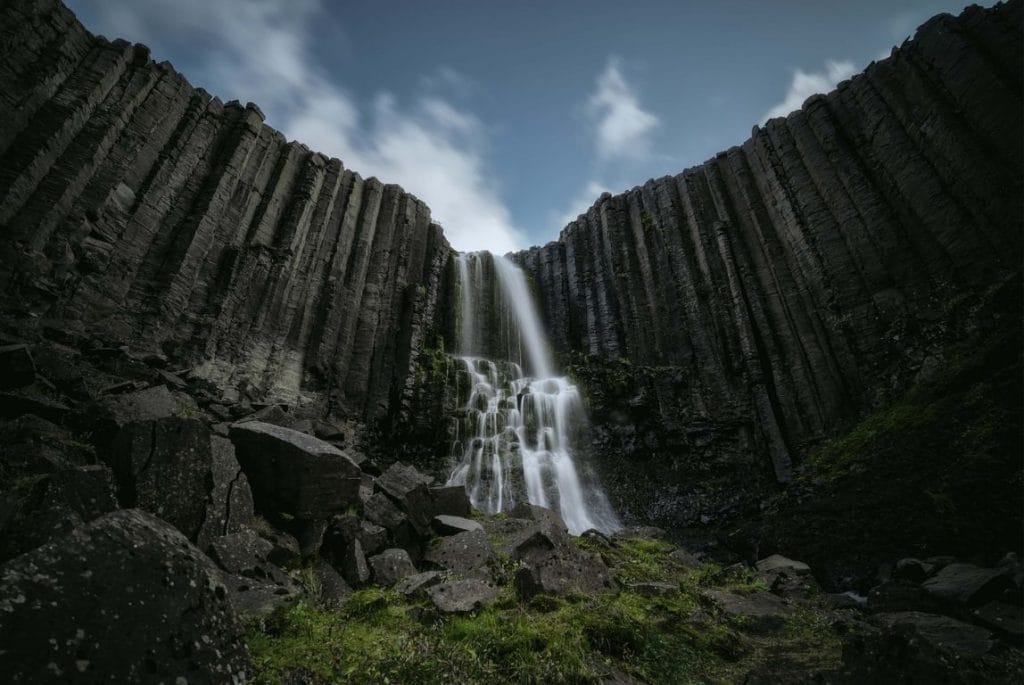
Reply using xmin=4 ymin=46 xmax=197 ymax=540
xmin=0 ymin=0 xmax=1020 ymax=536
xmin=0 ymin=0 xmax=452 ymax=426
xmin=512 ymin=2 xmax=1022 ymax=524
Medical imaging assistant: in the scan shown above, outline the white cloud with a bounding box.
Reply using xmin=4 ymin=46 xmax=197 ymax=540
xmin=762 ymin=59 xmax=856 ymax=122
xmin=72 ymin=0 xmax=524 ymax=253
xmin=586 ymin=57 xmax=659 ymax=161
xmin=553 ymin=180 xmax=612 ymax=229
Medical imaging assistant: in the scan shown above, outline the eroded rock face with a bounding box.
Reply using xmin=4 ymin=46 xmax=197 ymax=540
xmin=509 ymin=0 xmax=1023 ymax=532
xmin=0 ymin=509 xmax=250 ymax=683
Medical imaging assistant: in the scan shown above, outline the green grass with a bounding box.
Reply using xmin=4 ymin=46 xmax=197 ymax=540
xmin=248 ymin=536 xmax=842 ymax=684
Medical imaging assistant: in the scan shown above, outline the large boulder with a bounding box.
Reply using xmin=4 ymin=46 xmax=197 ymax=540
xmin=368 ymin=548 xmax=417 ymax=586
xmin=229 ymin=421 xmax=362 ymax=518
xmin=108 ymin=418 xmax=253 ymax=543
xmin=837 ymin=611 xmax=1005 ymax=682
xmin=427 ymin=579 xmax=500 ymax=614
xmin=0 ymin=509 xmax=250 ymax=682
xmin=702 ymin=590 xmax=792 ymax=633
xmin=922 ymin=563 xmax=1015 ymax=607
xmin=93 ymin=385 xmax=198 ymax=439
xmin=423 ymin=528 xmax=495 ymax=576
xmin=0 ymin=465 xmax=118 ymax=563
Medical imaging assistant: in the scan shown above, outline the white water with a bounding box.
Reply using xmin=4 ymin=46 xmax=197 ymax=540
xmin=446 ymin=252 xmax=620 ymax=534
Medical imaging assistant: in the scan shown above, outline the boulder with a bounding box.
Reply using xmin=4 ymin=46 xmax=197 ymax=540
xmin=839 ymin=611 xmax=1000 ymax=682
xmin=197 ymin=436 xmax=255 ymax=549
xmin=892 ymin=558 xmax=935 ymax=584
xmin=971 ymin=601 xmax=1023 ymax=640
xmin=702 ymin=590 xmax=792 ymax=633
xmin=867 ymin=580 xmax=944 ymax=614
xmin=0 ymin=464 xmax=118 ymax=563
xmin=229 ymin=421 xmax=362 ymax=519
xmin=427 ymin=579 xmax=500 ymax=614
xmin=208 ymin=530 xmax=301 ymax=617
xmin=432 ymin=514 xmax=484 ymax=536
xmin=368 ymin=548 xmax=417 ymax=586
xmin=308 ymin=560 xmax=351 ymax=609
xmin=515 ymin=554 xmax=615 ymax=599
xmin=922 ymin=562 xmax=1014 ymax=607
xmin=427 ymin=485 xmax=472 ymax=518
xmin=0 ymin=510 xmax=250 ymax=682
xmin=423 ymin=528 xmax=495 ymax=576
xmin=93 ymin=384 xmax=198 ymax=437
xmin=0 ymin=387 xmax=71 ymax=423
xmin=107 ymin=418 xmax=210 ymax=539
xmin=377 ymin=462 xmax=434 ymax=533
xmin=395 ymin=571 xmax=443 ymax=598
xmin=755 ymin=554 xmax=811 ymax=576
xmin=0 ymin=344 xmax=35 ymax=389
xmin=362 ymin=492 xmax=418 ymax=550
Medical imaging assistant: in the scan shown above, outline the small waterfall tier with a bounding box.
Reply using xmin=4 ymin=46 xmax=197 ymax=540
xmin=446 ymin=252 xmax=620 ymax=534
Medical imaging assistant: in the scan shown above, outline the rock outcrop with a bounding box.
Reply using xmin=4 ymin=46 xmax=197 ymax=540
xmin=0 ymin=0 xmax=452 ymax=429
xmin=512 ymin=2 xmax=1022 ymax=525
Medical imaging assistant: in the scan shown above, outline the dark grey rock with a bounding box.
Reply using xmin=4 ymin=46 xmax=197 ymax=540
xmin=0 ymin=344 xmax=35 ymax=389
xmin=423 ymin=528 xmax=495 ymax=576
xmin=432 ymin=514 xmax=483 ymax=536
xmin=309 ymin=560 xmax=351 ymax=609
xmin=427 ymin=579 xmax=500 ymax=613
xmin=893 ymin=557 xmax=935 ymax=584
xmin=868 ymin=580 xmax=944 ymax=614
xmin=395 ymin=570 xmax=442 ymax=598
xmin=515 ymin=553 xmax=614 ymax=599
xmin=922 ymin=562 xmax=1014 ymax=606
xmin=0 ymin=510 xmax=250 ymax=682
xmin=368 ymin=548 xmax=417 ymax=586
xmin=229 ymin=421 xmax=362 ymax=519
xmin=427 ymin=485 xmax=472 ymax=518
xmin=756 ymin=554 xmax=811 ymax=576
xmin=0 ymin=464 xmax=118 ymax=563
xmin=107 ymin=418 xmax=215 ymax=540
xmin=702 ymin=590 xmax=792 ymax=633
xmin=971 ymin=601 xmax=1023 ymax=639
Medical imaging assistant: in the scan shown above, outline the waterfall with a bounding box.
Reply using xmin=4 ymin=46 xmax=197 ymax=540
xmin=447 ymin=252 xmax=620 ymax=534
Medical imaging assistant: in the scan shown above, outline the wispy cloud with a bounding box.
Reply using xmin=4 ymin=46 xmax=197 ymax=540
xmin=586 ymin=57 xmax=659 ymax=161
xmin=762 ymin=59 xmax=856 ymax=122
xmin=553 ymin=180 xmax=612 ymax=229
xmin=73 ymin=0 xmax=524 ymax=253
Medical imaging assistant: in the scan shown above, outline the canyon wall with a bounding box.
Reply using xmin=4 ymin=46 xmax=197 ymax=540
xmin=0 ymin=0 xmax=452 ymax=425
xmin=513 ymin=2 xmax=1022 ymax=524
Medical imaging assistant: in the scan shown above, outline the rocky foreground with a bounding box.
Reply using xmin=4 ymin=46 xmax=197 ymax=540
xmin=0 ymin=335 xmax=1021 ymax=683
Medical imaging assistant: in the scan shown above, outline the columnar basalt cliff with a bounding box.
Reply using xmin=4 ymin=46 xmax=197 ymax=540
xmin=0 ymin=0 xmax=451 ymax=426
xmin=0 ymin=0 xmax=1020 ymax=552
xmin=513 ymin=2 xmax=1022 ymax=531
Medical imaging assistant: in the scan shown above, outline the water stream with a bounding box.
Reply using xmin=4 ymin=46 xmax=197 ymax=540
xmin=446 ymin=252 xmax=620 ymax=534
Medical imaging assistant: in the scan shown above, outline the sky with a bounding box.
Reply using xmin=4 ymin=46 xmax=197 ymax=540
xmin=66 ymin=0 xmax=984 ymax=253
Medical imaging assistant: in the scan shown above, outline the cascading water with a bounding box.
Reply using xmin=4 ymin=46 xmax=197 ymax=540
xmin=447 ymin=252 xmax=620 ymax=534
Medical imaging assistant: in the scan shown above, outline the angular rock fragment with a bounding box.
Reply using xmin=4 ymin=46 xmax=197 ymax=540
xmin=427 ymin=579 xmax=500 ymax=614
xmin=395 ymin=570 xmax=443 ymax=598
xmin=0 ymin=510 xmax=250 ymax=682
xmin=922 ymin=563 xmax=1014 ymax=606
xmin=0 ymin=464 xmax=118 ymax=563
xmin=368 ymin=548 xmax=417 ymax=586
xmin=432 ymin=514 xmax=484 ymax=536
xmin=229 ymin=421 xmax=362 ymax=518
xmin=423 ymin=528 xmax=495 ymax=576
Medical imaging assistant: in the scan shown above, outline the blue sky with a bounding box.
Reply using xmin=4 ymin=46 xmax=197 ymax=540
xmin=67 ymin=0 xmax=982 ymax=253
